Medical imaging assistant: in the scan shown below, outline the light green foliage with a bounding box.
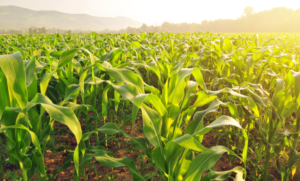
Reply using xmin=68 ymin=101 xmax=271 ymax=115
xmin=0 ymin=32 xmax=299 ymax=181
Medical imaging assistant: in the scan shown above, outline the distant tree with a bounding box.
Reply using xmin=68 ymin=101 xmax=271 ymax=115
xmin=244 ymin=6 xmax=255 ymax=17
xmin=39 ymin=27 xmax=47 ymax=34
xmin=162 ymin=22 xmax=171 ymax=32
xmin=140 ymin=23 xmax=148 ymax=32
xmin=32 ymin=27 xmax=37 ymax=34
xmin=126 ymin=26 xmax=137 ymax=33
xmin=29 ymin=27 xmax=33 ymax=34
xmin=65 ymin=30 xmax=72 ymax=34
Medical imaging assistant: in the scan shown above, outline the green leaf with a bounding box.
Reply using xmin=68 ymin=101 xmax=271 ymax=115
xmin=201 ymin=166 xmax=245 ymax=181
xmin=172 ymin=134 xmax=211 ymax=152
xmin=183 ymin=146 xmax=242 ymax=181
xmin=101 ymin=65 xmax=144 ymax=93
xmin=221 ymin=37 xmax=233 ymax=54
xmin=194 ymin=115 xmax=242 ymax=136
xmin=25 ymin=56 xmax=36 ymax=87
xmin=0 ymin=68 xmax=10 ymax=118
xmin=81 ymin=151 xmax=145 ymax=181
xmin=64 ymin=84 xmax=80 ymax=102
xmin=0 ymin=52 xmax=27 ymax=110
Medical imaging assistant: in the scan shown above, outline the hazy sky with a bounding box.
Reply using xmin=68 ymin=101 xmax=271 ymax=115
xmin=1 ymin=0 xmax=300 ymax=25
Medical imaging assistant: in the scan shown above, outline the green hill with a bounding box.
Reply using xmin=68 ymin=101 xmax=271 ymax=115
xmin=0 ymin=6 xmax=142 ymax=31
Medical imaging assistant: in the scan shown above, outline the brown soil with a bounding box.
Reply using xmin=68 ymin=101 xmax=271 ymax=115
xmin=41 ymin=116 xmax=158 ymax=181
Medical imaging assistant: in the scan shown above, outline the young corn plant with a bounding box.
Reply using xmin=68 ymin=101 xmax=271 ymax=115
xmin=0 ymin=52 xmax=83 ymax=181
xmin=1 ymin=32 xmax=300 ymax=181
xmin=103 ymin=62 xmax=251 ymax=180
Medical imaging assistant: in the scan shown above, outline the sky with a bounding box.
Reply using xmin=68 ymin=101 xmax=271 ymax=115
xmin=0 ymin=0 xmax=300 ymax=25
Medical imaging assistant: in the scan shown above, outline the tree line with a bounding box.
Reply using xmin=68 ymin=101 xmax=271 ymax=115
xmin=1 ymin=7 xmax=299 ymax=34
xmin=0 ymin=27 xmax=92 ymax=35
xmin=114 ymin=7 xmax=300 ymax=33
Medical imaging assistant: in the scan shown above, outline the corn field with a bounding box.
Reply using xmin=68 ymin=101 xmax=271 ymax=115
xmin=0 ymin=32 xmax=300 ymax=181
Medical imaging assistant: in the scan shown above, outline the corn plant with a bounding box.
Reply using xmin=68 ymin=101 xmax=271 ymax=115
xmin=0 ymin=32 xmax=300 ymax=181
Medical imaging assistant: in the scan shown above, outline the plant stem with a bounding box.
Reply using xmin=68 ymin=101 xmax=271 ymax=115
xmin=0 ymin=156 xmax=5 ymax=180
xmin=20 ymin=161 xmax=28 ymax=181
xmin=263 ymin=150 xmax=270 ymax=181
